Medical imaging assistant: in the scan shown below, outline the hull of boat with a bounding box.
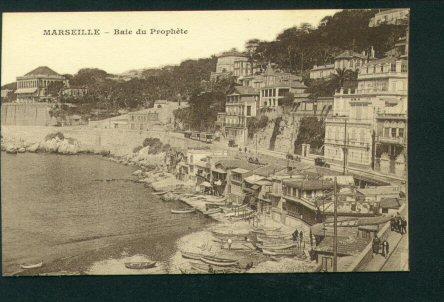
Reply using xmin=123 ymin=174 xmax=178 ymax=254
xmin=171 ymin=209 xmax=195 ymax=214
xmin=20 ymin=261 xmax=43 ymax=269
xmin=124 ymin=261 xmax=156 ymax=269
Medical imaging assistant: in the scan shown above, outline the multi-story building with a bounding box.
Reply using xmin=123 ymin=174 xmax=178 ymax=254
xmin=374 ymin=102 xmax=407 ymax=177
xmin=309 ymin=64 xmax=335 ymax=80
xmin=369 ymin=8 xmax=409 ymax=27
xmin=324 ymin=57 xmax=408 ymax=170
xmin=222 ymin=86 xmax=259 ymax=146
xmin=16 ymin=66 xmax=66 ymax=102
xmin=210 ymin=49 xmax=250 ymax=81
xmin=309 ymin=50 xmax=374 ymax=80
xmin=258 ymin=65 xmax=307 ymax=108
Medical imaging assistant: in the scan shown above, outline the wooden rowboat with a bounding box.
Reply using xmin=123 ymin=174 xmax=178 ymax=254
xmin=203 ymin=208 xmax=222 ymax=215
xmin=181 ymin=251 xmax=212 ymax=261
xmin=256 ymin=242 xmax=296 ymax=250
xmin=200 ymin=255 xmax=238 ymax=267
xmin=20 ymin=261 xmax=43 ymax=269
xmin=171 ymin=208 xmax=195 ymax=214
xmin=152 ymin=191 xmax=170 ymax=196
xmin=124 ymin=261 xmax=156 ymax=269
xmin=262 ymin=249 xmax=297 ymax=256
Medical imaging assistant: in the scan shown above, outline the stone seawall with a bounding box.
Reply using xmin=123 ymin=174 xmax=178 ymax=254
xmin=1 ymin=103 xmax=57 ymax=126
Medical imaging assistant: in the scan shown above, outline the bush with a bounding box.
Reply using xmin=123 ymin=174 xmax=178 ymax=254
xmin=45 ymin=132 xmax=65 ymax=141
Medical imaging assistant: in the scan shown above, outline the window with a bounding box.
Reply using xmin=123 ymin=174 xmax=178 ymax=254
xmin=246 ymin=106 xmax=251 ymax=116
xmin=380 ymin=65 xmax=384 ymax=73
xmin=391 ymin=63 xmax=396 ymax=72
xmin=399 ymin=128 xmax=404 ymax=138
xmin=384 ymin=128 xmax=390 ymax=138
xmin=391 ymin=128 xmax=397 ymax=138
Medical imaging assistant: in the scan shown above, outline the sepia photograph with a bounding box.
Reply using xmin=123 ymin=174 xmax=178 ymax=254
xmin=1 ymin=9 xmax=409 ymax=276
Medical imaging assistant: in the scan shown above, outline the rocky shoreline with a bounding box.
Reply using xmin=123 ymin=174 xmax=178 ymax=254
xmin=2 ymin=128 xmax=318 ymax=275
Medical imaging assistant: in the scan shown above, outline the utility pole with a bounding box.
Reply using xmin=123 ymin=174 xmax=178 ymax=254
xmin=342 ymin=119 xmax=348 ymax=175
xmin=333 ymin=176 xmax=338 ymax=272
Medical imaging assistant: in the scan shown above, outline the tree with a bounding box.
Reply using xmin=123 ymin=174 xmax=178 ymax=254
xmin=47 ymin=81 xmax=65 ymax=98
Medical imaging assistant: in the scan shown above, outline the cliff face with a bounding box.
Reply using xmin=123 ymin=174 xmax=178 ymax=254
xmin=246 ymin=112 xmax=300 ymax=154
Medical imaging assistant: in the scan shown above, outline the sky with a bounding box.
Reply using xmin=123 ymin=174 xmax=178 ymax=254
xmin=1 ymin=10 xmax=340 ymax=85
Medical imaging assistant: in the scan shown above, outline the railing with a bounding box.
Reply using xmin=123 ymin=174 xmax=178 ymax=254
xmin=377 ymin=136 xmax=405 ymax=144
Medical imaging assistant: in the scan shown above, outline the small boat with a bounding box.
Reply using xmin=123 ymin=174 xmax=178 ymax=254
xmin=20 ymin=261 xmax=43 ymax=269
xmin=171 ymin=208 xmax=195 ymax=214
xmin=124 ymin=261 xmax=156 ymax=269
xmin=200 ymin=255 xmax=238 ymax=267
xmin=153 ymin=191 xmax=170 ymax=196
xmin=181 ymin=251 xmax=212 ymax=261
xmin=262 ymin=249 xmax=297 ymax=256
xmin=203 ymin=208 xmax=222 ymax=215
xmin=257 ymin=242 xmax=296 ymax=250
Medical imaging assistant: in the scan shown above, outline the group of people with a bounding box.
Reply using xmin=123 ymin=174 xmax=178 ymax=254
xmin=292 ymin=229 xmax=305 ymax=249
xmin=372 ymin=235 xmax=390 ymax=258
xmin=391 ymin=213 xmax=407 ymax=234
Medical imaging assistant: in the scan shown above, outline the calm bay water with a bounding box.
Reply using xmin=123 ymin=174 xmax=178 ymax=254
xmin=1 ymin=152 xmax=211 ymax=275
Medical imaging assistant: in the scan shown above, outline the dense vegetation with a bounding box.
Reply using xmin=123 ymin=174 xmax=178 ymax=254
xmin=250 ymin=9 xmax=407 ymax=75
xmin=294 ymin=117 xmax=326 ymax=154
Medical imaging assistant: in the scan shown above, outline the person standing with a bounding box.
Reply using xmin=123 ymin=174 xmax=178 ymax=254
xmin=227 ymin=238 xmax=232 ymax=250
xmin=372 ymin=235 xmax=380 ymax=256
xmin=299 ymin=230 xmax=304 ymax=249
xmin=383 ymin=240 xmax=390 ymax=258
xmin=292 ymin=229 xmax=299 ymax=247
xmin=401 ymin=218 xmax=407 ymax=234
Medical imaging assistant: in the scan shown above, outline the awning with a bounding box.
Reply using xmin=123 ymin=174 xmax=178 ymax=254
xmin=244 ymin=175 xmax=264 ymax=184
xmin=200 ymin=181 xmax=212 ymax=187
xmin=16 ymin=88 xmax=38 ymax=94
xmin=212 ymin=168 xmax=227 ymax=174
xmin=231 ymin=168 xmax=250 ymax=174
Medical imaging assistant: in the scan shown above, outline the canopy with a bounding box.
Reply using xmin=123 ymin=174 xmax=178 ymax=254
xmin=16 ymin=88 xmax=38 ymax=94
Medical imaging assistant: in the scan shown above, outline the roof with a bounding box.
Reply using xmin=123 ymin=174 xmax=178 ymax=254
xmin=311 ymin=64 xmax=335 ymax=71
xmin=363 ymin=57 xmax=407 ymax=67
xmin=230 ymin=86 xmax=259 ymax=95
xmin=244 ymin=175 xmax=265 ymax=184
xmin=215 ymin=159 xmax=261 ymax=171
xmin=357 ymin=186 xmax=400 ymax=196
xmin=374 ymin=8 xmax=409 ymax=16
xmin=335 ymin=50 xmax=367 ymax=60
xmin=380 ymin=197 xmax=402 ymax=209
xmin=314 ymin=236 xmax=370 ymax=256
xmin=283 ymin=179 xmax=334 ymax=190
xmin=218 ymin=50 xmax=246 ymax=58
xmin=24 ymin=66 xmax=61 ymax=77
xmin=231 ymin=168 xmax=250 ymax=174
xmin=252 ymin=164 xmax=286 ymax=177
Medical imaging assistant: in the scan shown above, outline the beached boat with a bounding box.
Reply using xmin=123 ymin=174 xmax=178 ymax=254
xmin=203 ymin=208 xmax=222 ymax=215
xmin=152 ymin=191 xmax=170 ymax=196
xmin=20 ymin=261 xmax=43 ymax=269
xmin=200 ymin=255 xmax=238 ymax=267
xmin=171 ymin=208 xmax=195 ymax=214
xmin=124 ymin=261 xmax=156 ymax=269
xmin=262 ymin=248 xmax=297 ymax=256
xmin=181 ymin=251 xmax=212 ymax=261
xmin=256 ymin=242 xmax=297 ymax=250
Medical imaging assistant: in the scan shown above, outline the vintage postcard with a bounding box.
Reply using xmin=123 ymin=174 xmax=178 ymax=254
xmin=1 ymin=9 xmax=408 ymax=276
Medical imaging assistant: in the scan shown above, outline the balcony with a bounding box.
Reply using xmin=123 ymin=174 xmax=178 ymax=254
xmin=377 ymin=136 xmax=405 ymax=145
xmin=224 ymin=122 xmax=246 ymax=129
